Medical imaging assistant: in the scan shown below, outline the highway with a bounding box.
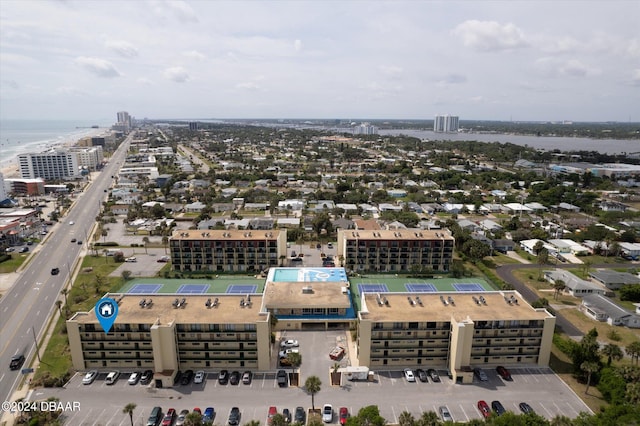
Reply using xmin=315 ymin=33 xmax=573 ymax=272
xmin=0 ymin=134 xmax=131 ymax=404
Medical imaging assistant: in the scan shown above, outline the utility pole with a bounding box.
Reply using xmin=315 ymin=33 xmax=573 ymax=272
xmin=31 ymin=326 xmax=41 ymax=362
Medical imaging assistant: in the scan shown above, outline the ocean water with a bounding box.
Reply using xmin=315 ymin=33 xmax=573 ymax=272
xmin=0 ymin=119 xmax=111 ymax=170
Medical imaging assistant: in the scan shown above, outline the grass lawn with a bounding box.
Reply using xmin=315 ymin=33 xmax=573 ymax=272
xmin=0 ymin=254 xmax=28 ymax=273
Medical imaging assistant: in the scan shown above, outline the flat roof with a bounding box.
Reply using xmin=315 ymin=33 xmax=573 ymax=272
xmin=263 ymin=281 xmax=351 ymax=309
xmin=71 ymin=293 xmax=266 ymax=326
xmin=341 ymin=229 xmax=453 ymax=240
xmin=171 ymin=229 xmax=283 ymax=241
xmin=360 ymin=291 xmax=552 ymax=323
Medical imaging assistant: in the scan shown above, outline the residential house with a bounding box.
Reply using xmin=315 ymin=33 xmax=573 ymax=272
xmin=588 ymin=270 xmax=640 ymax=290
xmin=543 ymin=269 xmax=607 ymax=297
xmin=580 ymin=294 xmax=640 ymax=328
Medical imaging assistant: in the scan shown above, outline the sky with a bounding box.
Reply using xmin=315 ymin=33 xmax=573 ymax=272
xmin=1 ymin=0 xmax=639 ymax=123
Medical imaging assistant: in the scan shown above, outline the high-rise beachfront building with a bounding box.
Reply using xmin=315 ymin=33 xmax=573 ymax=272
xmin=116 ymin=111 xmax=132 ymax=132
xmin=434 ymin=115 xmax=459 ymax=133
xmin=18 ymin=150 xmax=80 ymax=181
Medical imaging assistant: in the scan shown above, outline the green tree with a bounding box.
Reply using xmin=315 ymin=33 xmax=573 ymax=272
xmin=304 ymin=375 xmax=322 ymax=410
xmin=271 ymin=413 xmax=287 ymax=426
xmin=398 ymin=411 xmax=415 ymax=426
xmin=553 ymin=279 xmax=566 ymax=300
xmin=626 ymin=341 xmax=640 ymax=365
xmin=601 ymin=343 xmax=624 ymax=366
xmin=571 ymin=328 xmax=601 ymax=375
xmin=142 ymin=236 xmax=149 ymax=254
xmin=461 ymin=239 xmax=492 ymax=263
xmin=122 ymin=403 xmax=136 ymax=426
xmin=184 ymin=411 xmax=203 ymax=426
xmin=288 ymin=352 xmax=302 ymax=368
xmin=346 ymin=405 xmax=386 ymax=426
xmin=417 ymin=411 xmax=439 ymax=426
xmin=533 ymin=240 xmax=545 ymax=255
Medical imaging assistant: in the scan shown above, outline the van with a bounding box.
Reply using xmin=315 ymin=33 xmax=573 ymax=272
xmin=105 ymin=371 xmax=119 ymax=385
xmin=146 ymin=406 xmax=162 ymax=426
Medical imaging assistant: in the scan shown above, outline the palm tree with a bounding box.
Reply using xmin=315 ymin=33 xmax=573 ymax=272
xmin=580 ymin=361 xmax=600 ymax=394
xmin=601 ymin=343 xmax=623 ymax=366
xmin=627 ymin=382 xmax=640 ymax=404
xmin=55 ymin=300 xmax=63 ymax=317
xmin=550 ymin=415 xmax=574 ymax=426
xmin=418 ymin=411 xmax=440 ymax=426
xmin=122 ymin=403 xmax=136 ymax=426
xmin=142 ymin=236 xmax=150 ymax=254
xmin=626 ymin=341 xmax=640 ymax=365
xmin=304 ymin=375 xmax=322 ymax=410
xmin=60 ymin=288 xmax=69 ymax=315
xmin=398 ymin=411 xmax=415 ymax=426
xmin=162 ymin=236 xmax=169 ymax=254
xmin=553 ymin=279 xmax=566 ymax=300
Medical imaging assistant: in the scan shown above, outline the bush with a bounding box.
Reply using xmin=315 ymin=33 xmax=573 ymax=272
xmin=553 ymin=334 xmax=578 ymax=357
xmin=607 ymin=329 xmax=622 ymax=341
xmin=93 ymin=242 xmax=119 ymax=247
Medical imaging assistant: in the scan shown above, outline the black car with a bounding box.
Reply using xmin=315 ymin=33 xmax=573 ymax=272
xmin=228 ymin=407 xmax=241 ymax=426
xmin=218 ymin=369 xmax=229 ymax=385
xmin=519 ymin=402 xmax=535 ymax=414
xmin=492 ymin=400 xmax=506 ymax=416
xmin=277 ymin=369 xmax=288 ymax=387
xmin=19 ymin=247 xmax=29 ymax=253
xmin=229 ymin=370 xmax=240 ymax=385
xmin=427 ymin=368 xmax=441 ymax=382
xmin=416 ymin=368 xmax=428 ymax=382
xmin=283 ymin=408 xmax=292 ymax=424
xmin=294 ymin=407 xmax=306 ymax=423
xmin=181 ymin=369 xmax=194 ymax=385
xmin=9 ymin=354 xmax=25 ymax=370
xmin=51 ymin=267 xmax=60 ymax=275
xmin=140 ymin=369 xmax=153 ymax=385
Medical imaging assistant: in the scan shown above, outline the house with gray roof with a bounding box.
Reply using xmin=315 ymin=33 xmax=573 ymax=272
xmin=581 ymin=294 xmax=640 ymax=328
xmin=544 ymin=269 xmax=607 ymax=297
xmin=589 ymin=270 xmax=640 ymax=290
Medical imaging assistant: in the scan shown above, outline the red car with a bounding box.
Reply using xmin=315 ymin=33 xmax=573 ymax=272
xmin=161 ymin=408 xmax=176 ymax=426
xmin=496 ymin=365 xmax=512 ymax=381
xmin=339 ymin=407 xmax=349 ymax=425
xmin=193 ymin=407 xmax=202 ymax=415
xmin=478 ymin=400 xmax=491 ymax=418
xmin=267 ymin=406 xmax=277 ymax=425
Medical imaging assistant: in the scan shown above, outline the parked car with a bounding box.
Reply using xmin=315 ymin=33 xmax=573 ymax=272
xmin=279 ymin=348 xmax=299 ymax=358
xmin=280 ymin=339 xmax=299 ymax=348
xmin=140 ymin=369 xmax=154 ymax=385
xmin=322 ymin=405 xmax=333 ymax=423
xmin=339 ymin=407 xmax=349 ymax=425
xmin=157 ymin=255 xmax=170 ymax=262
xmin=427 ymin=368 xmax=441 ymax=382
xmin=416 ymin=368 xmax=428 ymax=382
xmin=9 ymin=354 xmax=25 ymax=370
xmin=496 ymin=365 xmax=512 ymax=381
xmin=477 ymin=400 xmax=491 ymax=418
xmin=403 ymin=368 xmax=416 ymax=382
xmin=267 ymin=406 xmax=277 ymax=425
xmin=161 ymin=408 xmax=176 ymax=426
xmin=105 ymin=371 xmax=119 ymax=385
xmin=492 ymin=400 xmax=506 ymax=416
xmin=203 ymin=407 xmax=215 ymax=422
xmin=283 ymin=408 xmax=292 ymax=424
xmin=125 ymin=256 xmax=137 ymax=262
xmin=474 ymin=367 xmax=488 ymax=381
xmin=146 ymin=406 xmax=162 ymax=426
xmin=329 ymin=346 xmax=345 ymax=360
xmin=19 ymin=246 xmax=29 ymax=252
xmin=193 ymin=370 xmax=205 ymax=384
xmin=128 ymin=371 xmax=141 ymax=385
xmin=229 ymin=370 xmax=240 ymax=385
xmin=439 ymin=406 xmax=453 ymax=422
xmin=175 ymin=409 xmax=189 ymax=426
xmin=294 ymin=407 xmax=306 ymax=423
xmin=277 ymin=369 xmax=288 ymax=387
xmin=5 ymin=247 xmax=15 ymax=252
xmin=228 ymin=407 xmax=241 ymax=426
xmin=82 ymin=370 xmax=98 ymax=385
xmin=242 ymin=371 xmax=252 ymax=385
xmin=218 ymin=369 xmax=229 ymax=385
xmin=519 ymin=402 xmax=535 ymax=414
xmin=181 ymin=369 xmax=193 ymax=385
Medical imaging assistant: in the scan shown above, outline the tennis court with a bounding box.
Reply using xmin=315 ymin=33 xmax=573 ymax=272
xmin=177 ymin=284 xmax=210 ymax=294
xmin=357 ymin=283 xmax=389 ymax=294
xmin=452 ymin=283 xmax=486 ymax=292
xmin=405 ymin=283 xmax=438 ymax=292
xmin=226 ymin=284 xmax=259 ymax=294
xmin=127 ymin=284 xmax=162 ymax=294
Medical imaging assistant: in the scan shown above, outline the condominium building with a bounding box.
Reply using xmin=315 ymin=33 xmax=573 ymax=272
xmin=67 ymin=294 xmax=271 ymax=387
xmin=18 ymin=150 xmax=80 ymax=181
xmin=3 ymin=178 xmax=45 ymax=196
xmin=116 ymin=111 xmax=132 ymax=132
xmin=70 ymin=146 xmax=104 ymax=171
xmin=169 ymin=229 xmax=287 ymax=272
xmin=357 ymin=291 xmax=555 ymax=383
xmin=336 ymin=229 xmax=454 ymax=272
xmin=434 ymin=115 xmax=459 ymax=133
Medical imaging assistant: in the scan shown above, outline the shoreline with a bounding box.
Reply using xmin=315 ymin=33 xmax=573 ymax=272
xmin=1 ymin=128 xmax=105 ymax=179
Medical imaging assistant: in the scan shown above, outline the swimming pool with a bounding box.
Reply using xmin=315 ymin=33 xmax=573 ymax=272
xmin=271 ymin=267 xmax=348 ymax=282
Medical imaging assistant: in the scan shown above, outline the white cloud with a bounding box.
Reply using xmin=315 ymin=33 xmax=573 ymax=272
xmin=631 ymin=69 xmax=640 ymax=86
xmin=535 ymin=57 xmax=599 ymax=78
xmin=379 ymin=65 xmax=403 ymax=78
xmin=105 ymin=40 xmax=139 ymax=58
xmin=75 ymin=57 xmax=121 ymax=78
xmin=152 ymin=0 xmax=198 ymax=23
xmin=437 ymin=74 xmax=467 ymax=86
xmin=453 ymin=20 xmax=529 ymax=51
xmin=163 ymin=66 xmax=190 ymax=82
xmin=56 ymin=86 xmax=88 ymax=96
xmin=236 ymin=82 xmax=261 ymax=90
xmin=183 ymin=50 xmax=206 ymax=60
xmin=137 ymin=77 xmax=154 ymax=85
xmin=294 ymin=39 xmax=302 ymax=52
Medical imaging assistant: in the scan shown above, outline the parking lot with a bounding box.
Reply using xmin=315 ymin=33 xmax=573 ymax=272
xmin=27 ymin=329 xmax=591 ymax=425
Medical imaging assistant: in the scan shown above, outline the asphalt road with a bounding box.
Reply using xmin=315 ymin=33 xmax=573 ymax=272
xmin=0 ymin=135 xmax=131 ymax=404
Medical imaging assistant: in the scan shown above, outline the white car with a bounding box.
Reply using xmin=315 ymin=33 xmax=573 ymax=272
xmin=69 ymin=221 xmax=74 ymax=225
xmin=82 ymin=370 xmax=98 ymax=385
xmin=194 ymin=370 xmax=205 ymax=384
xmin=404 ymin=368 xmax=416 ymax=382
xmin=278 ymin=348 xmax=299 ymax=358
xmin=322 ymin=404 xmax=333 ymax=423
xmin=125 ymin=257 xmax=137 ymax=262
xmin=127 ymin=371 xmax=140 ymax=385
xmin=280 ymin=339 xmax=299 ymax=348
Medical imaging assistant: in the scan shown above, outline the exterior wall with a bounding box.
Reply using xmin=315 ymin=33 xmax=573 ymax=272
xmin=18 ymin=151 xmax=80 ymax=180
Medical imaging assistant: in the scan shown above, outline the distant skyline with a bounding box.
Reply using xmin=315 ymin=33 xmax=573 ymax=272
xmin=1 ymin=1 xmax=639 ymax=122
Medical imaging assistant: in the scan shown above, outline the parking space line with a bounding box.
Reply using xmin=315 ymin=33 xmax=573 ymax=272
xmin=458 ymin=403 xmax=470 ymax=422
xmin=92 ymin=408 xmax=107 ymax=425
xmin=541 ymin=402 xmax=554 ymax=418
